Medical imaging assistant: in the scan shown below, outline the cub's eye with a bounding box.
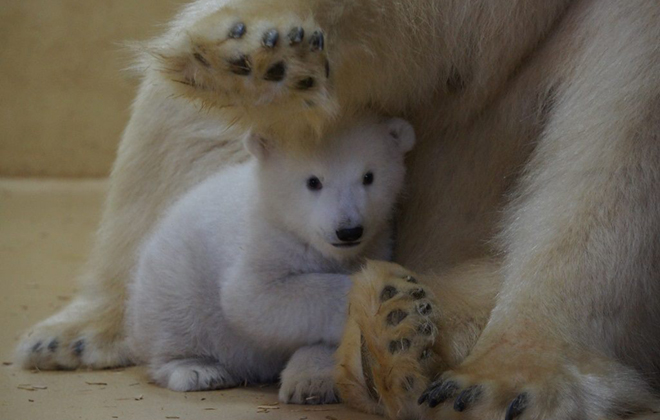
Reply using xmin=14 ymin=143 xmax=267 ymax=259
xmin=363 ymin=172 xmax=374 ymax=186
xmin=307 ymin=176 xmax=323 ymax=191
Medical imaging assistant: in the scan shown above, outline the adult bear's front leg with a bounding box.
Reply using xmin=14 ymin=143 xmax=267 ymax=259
xmin=15 ymin=80 xmax=250 ymax=370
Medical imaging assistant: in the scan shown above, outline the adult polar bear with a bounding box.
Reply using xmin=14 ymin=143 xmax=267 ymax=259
xmin=17 ymin=0 xmax=660 ymax=419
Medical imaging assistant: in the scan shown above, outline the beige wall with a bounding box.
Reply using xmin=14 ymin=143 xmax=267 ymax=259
xmin=0 ymin=0 xmax=185 ymax=177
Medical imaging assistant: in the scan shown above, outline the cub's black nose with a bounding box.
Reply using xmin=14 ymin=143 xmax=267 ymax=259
xmin=336 ymin=226 xmax=363 ymax=242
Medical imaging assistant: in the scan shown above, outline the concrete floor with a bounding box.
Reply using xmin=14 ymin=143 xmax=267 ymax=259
xmin=0 ymin=179 xmax=380 ymax=420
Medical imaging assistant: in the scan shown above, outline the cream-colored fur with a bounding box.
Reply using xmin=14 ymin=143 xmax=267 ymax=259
xmin=126 ymin=116 xmax=413 ymax=401
xmin=16 ymin=0 xmax=660 ymax=419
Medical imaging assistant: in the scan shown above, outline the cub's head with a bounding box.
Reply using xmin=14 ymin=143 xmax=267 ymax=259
xmin=245 ymin=115 xmax=415 ymax=260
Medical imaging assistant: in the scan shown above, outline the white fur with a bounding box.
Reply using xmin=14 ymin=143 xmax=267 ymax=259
xmin=126 ymin=116 xmax=414 ymax=395
xmin=14 ymin=0 xmax=660 ymax=418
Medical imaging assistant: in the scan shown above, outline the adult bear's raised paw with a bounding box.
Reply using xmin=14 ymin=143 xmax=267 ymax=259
xmin=150 ymin=3 xmax=337 ymax=140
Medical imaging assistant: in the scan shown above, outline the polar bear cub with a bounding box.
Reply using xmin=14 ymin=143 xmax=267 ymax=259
xmin=126 ymin=114 xmax=415 ymax=402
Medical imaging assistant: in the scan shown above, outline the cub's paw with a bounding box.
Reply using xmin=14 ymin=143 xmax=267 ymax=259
xmin=279 ymin=344 xmax=339 ymax=405
xmin=279 ymin=371 xmax=339 ymax=405
xmin=418 ymin=339 xmax=658 ymax=420
xmin=15 ymin=301 xmax=131 ymax=370
xmin=152 ymin=358 xmax=237 ymax=392
xmin=153 ymin=5 xmax=336 ymax=138
xmin=336 ymin=261 xmax=442 ymax=419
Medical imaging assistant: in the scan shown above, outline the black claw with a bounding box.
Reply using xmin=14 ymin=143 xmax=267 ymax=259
xmin=429 ymin=381 xmax=460 ymax=408
xmin=72 ymin=339 xmax=85 ymax=357
xmin=325 ymin=59 xmax=330 ymax=78
xmin=193 ymin=52 xmax=210 ymax=67
xmin=417 ymin=302 xmax=433 ymax=315
xmin=288 ymin=27 xmax=304 ymax=44
xmin=404 ymin=275 xmax=417 ymax=283
xmin=228 ymin=55 xmax=251 ymax=75
xmin=264 ymin=61 xmax=286 ymax=81
xmin=388 ymin=338 xmax=411 ymax=354
xmin=418 ymin=388 xmax=431 ymax=404
xmin=296 ymin=77 xmax=315 ymax=90
xmin=410 ymin=288 xmax=426 ymax=299
xmin=31 ymin=341 xmax=43 ymax=353
xmin=310 ymin=31 xmax=324 ymax=51
xmin=419 ymin=379 xmax=459 ymax=408
xmin=505 ymin=393 xmax=528 ymax=420
xmin=47 ymin=339 xmax=59 ymax=353
xmin=454 ymin=385 xmax=482 ymax=412
xmin=380 ymin=285 xmax=398 ymax=301
xmin=228 ymin=22 xmax=246 ymax=39
xmin=262 ymin=29 xmax=279 ymax=48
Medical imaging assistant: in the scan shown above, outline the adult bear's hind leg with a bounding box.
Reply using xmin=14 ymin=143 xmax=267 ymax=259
xmin=336 ymin=260 xmax=500 ymax=419
xmin=419 ymin=2 xmax=660 ymax=418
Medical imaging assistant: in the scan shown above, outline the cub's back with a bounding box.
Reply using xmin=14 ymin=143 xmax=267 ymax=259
xmin=143 ymin=160 xmax=258 ymax=276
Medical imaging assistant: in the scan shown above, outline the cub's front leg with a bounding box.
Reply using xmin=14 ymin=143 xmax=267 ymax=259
xmin=222 ymin=271 xmax=352 ymax=351
xmin=221 ymin=270 xmax=352 ymax=403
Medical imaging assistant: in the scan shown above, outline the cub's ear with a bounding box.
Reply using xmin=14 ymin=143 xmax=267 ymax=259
xmin=243 ymin=132 xmax=272 ymax=160
xmin=385 ymin=118 xmax=416 ymax=154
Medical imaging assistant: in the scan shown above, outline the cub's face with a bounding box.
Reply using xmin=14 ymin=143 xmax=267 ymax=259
xmin=247 ymin=116 xmax=416 ymax=261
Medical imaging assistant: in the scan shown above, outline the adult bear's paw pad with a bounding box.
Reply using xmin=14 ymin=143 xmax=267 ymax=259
xmin=153 ymin=7 xmax=334 ymax=119
xmin=336 ymin=261 xmax=441 ymax=419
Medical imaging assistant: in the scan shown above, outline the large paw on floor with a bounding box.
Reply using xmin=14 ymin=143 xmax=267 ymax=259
xmin=417 ymin=340 xmax=658 ymax=420
xmin=336 ymin=261 xmax=443 ymax=419
xmin=15 ymin=300 xmax=131 ymax=370
xmin=152 ymin=4 xmax=337 ymax=139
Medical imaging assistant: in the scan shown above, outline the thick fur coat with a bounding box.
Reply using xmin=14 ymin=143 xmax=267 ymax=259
xmin=127 ymin=116 xmax=414 ymax=402
xmin=17 ymin=1 xmax=660 ymax=419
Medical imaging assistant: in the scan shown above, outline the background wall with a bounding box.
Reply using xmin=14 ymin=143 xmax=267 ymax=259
xmin=0 ymin=0 xmax=185 ymax=177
